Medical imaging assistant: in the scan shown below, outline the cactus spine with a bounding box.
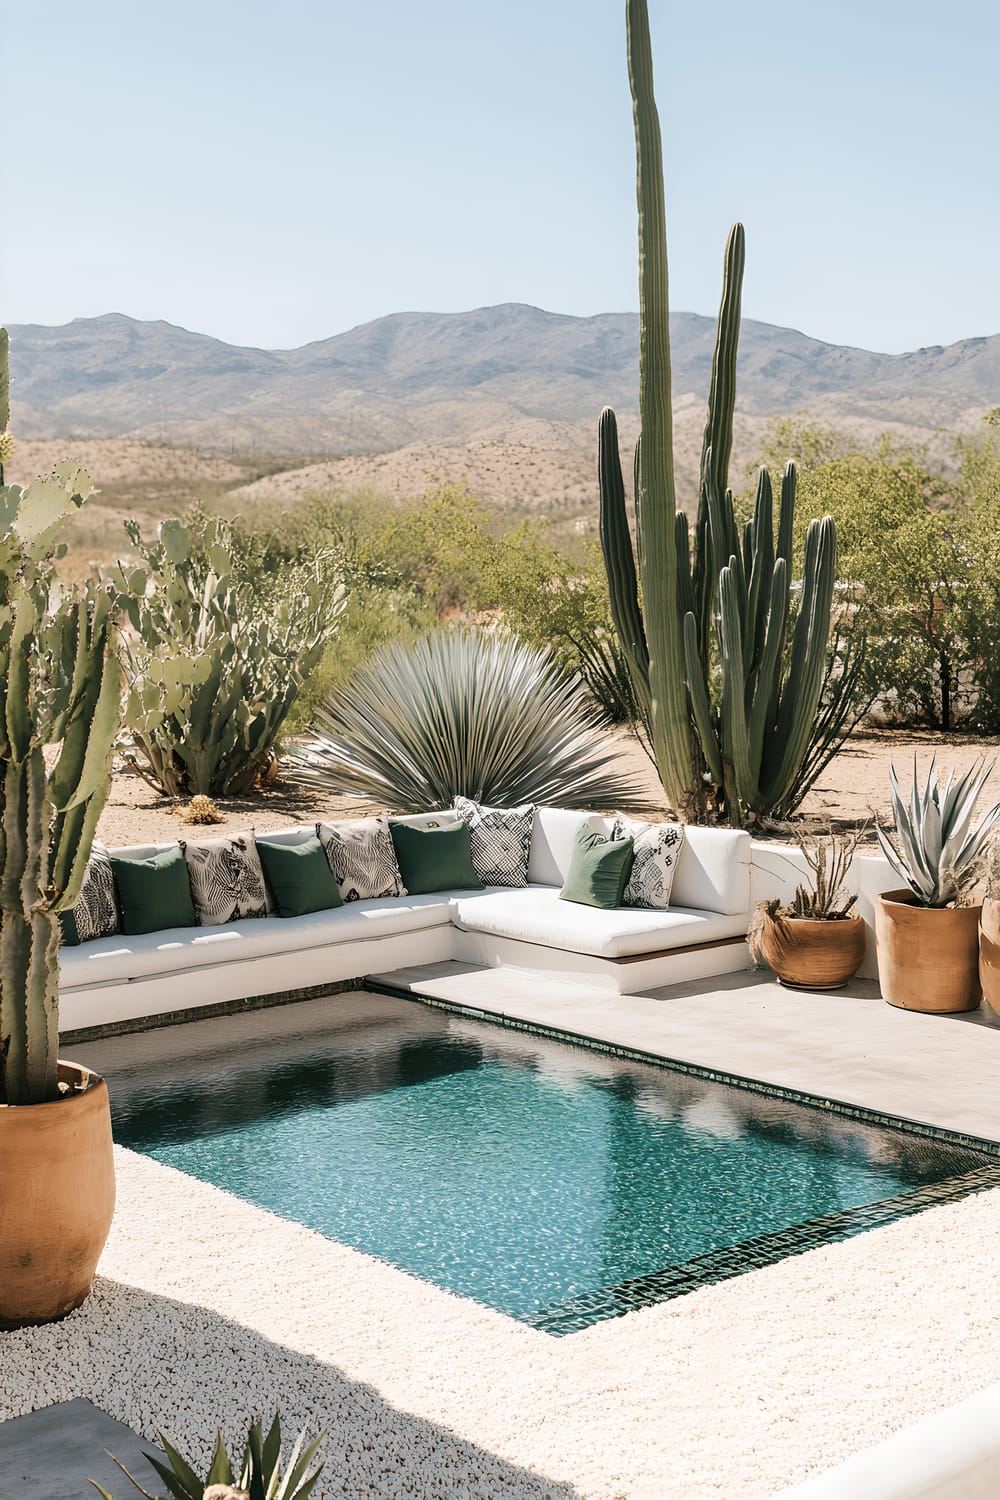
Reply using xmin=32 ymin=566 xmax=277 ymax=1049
xmin=0 ymin=329 xmax=121 ymax=1105
xmin=600 ymin=0 xmax=842 ymax=827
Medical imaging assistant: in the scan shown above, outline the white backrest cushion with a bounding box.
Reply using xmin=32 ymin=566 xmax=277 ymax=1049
xmin=671 ymin=825 xmax=751 ymax=915
xmin=527 ymin=807 xmax=602 ymax=886
xmin=390 ymin=810 xmax=458 ymax=830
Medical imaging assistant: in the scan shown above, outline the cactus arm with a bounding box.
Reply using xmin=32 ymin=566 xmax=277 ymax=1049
xmin=682 ymin=611 xmax=723 ymax=786
xmin=761 ymin=516 xmax=836 ymax=806
xmin=598 ymin=405 xmax=650 ymax=713
xmin=626 ymin=0 xmax=697 ymax=814
xmin=747 ymin=558 xmax=791 ymax=781
xmin=700 ymin=224 xmax=746 ymax=508
xmin=776 ymin=460 xmax=796 ymax=567
xmin=718 ymin=565 xmax=754 ymax=818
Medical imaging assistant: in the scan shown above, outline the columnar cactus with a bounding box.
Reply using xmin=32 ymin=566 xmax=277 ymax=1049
xmin=599 ymin=0 xmax=844 ymax=827
xmin=0 ymin=329 xmax=121 ymax=1105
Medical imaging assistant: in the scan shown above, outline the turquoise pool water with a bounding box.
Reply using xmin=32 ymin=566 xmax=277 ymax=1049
xmin=106 ymin=996 xmax=990 ymax=1326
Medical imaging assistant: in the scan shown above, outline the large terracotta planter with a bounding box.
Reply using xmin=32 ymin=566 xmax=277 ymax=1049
xmin=979 ymin=898 xmax=1000 ymax=1019
xmin=0 ymin=1060 xmax=116 ymax=1329
xmin=760 ymin=911 xmax=866 ymax=990
xmin=875 ymin=889 xmax=982 ymax=1013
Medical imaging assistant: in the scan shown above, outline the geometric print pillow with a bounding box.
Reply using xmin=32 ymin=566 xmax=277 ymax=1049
xmin=182 ymin=832 xmax=272 ymax=925
xmin=316 ymin=815 xmax=407 ymax=902
xmin=453 ymin=797 xmax=534 ymax=887
xmin=611 ymin=815 xmax=685 ymax=909
xmin=59 ymin=841 xmax=121 ymax=945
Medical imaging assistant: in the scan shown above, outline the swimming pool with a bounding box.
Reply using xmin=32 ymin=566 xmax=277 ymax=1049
xmin=100 ymin=994 xmax=997 ymax=1332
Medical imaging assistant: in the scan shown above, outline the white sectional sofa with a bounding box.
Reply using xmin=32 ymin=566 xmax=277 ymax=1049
xmin=59 ymin=808 xmax=756 ymax=1032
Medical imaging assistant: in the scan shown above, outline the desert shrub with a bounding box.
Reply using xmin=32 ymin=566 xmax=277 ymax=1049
xmin=288 ymin=629 xmax=648 ymax=813
xmin=116 ymin=514 xmax=346 ymax=796
xmin=747 ymin=421 xmax=980 ymax=730
xmin=254 ymin=486 xmax=647 ymax=741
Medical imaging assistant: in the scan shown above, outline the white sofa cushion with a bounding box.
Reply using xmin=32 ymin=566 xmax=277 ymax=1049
xmin=670 ymin=825 xmax=751 ymax=916
xmin=59 ymin=890 xmax=466 ymax=990
xmin=452 ymin=886 xmax=749 ymax=959
xmin=526 ymin=808 xmax=600 ymax=886
xmin=526 ymin=808 xmax=751 ymax=918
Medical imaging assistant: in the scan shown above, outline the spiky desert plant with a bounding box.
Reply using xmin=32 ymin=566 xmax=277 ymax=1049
xmin=598 ymin=0 xmax=854 ymax=828
xmin=0 ymin=328 xmax=121 ymax=1105
xmin=115 ymin=517 xmax=345 ymax=798
xmin=90 ymin=1413 xmax=323 ymax=1500
xmin=288 ymin=629 xmax=648 ymax=812
xmin=876 ymin=757 xmax=1000 ymax=908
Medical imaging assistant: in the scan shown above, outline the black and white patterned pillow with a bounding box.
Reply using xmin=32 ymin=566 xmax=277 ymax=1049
xmin=182 ymin=833 xmax=272 ymax=925
xmin=453 ymin=797 xmax=534 ymax=887
xmin=611 ymin=815 xmax=685 ymax=909
xmin=64 ymin=842 xmax=120 ymax=943
xmin=317 ymin=816 xmax=407 ymax=902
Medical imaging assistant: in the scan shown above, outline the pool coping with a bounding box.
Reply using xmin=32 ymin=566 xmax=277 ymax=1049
xmin=364 ymin=976 xmax=1000 ymax=1333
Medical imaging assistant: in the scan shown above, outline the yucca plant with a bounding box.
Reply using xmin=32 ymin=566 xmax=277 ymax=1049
xmin=89 ymin=1414 xmax=323 ymax=1500
xmin=289 ymin=629 xmax=648 ymax=812
xmin=876 ymin=757 xmax=1000 ymax=907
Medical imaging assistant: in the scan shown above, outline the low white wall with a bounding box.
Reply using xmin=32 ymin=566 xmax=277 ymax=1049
xmin=750 ymin=841 xmax=898 ymax=981
xmin=770 ymin=1382 xmax=1000 ymax=1499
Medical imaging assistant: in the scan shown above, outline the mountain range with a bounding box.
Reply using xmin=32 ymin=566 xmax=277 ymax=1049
xmin=9 ymin=306 xmax=999 ymax=456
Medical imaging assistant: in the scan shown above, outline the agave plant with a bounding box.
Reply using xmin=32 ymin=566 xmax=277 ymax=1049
xmin=289 ymin=629 xmax=648 ymax=812
xmin=876 ymin=757 xmax=1000 ymax=907
xmin=89 ymin=1414 xmax=322 ymax=1500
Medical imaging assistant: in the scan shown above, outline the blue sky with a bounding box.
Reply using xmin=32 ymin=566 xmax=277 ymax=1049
xmin=5 ymin=0 xmax=997 ymax=353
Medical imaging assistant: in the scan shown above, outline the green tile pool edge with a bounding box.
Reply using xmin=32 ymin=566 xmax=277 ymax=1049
xmin=364 ymin=977 xmax=1000 ymax=1335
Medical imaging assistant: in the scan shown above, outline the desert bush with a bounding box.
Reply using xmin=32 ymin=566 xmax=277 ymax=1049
xmin=116 ymin=514 xmax=345 ymax=796
xmin=749 ymin=420 xmax=984 ymax=730
xmin=287 ymin=628 xmax=648 ymax=813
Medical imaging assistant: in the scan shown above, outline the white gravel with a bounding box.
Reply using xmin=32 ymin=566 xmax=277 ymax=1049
xmin=3 ymin=1147 xmax=1000 ymax=1499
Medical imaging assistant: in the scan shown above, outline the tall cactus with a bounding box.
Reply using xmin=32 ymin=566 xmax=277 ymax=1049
xmin=0 ymin=329 xmax=122 ymax=1105
xmin=599 ymin=0 xmax=846 ymax=827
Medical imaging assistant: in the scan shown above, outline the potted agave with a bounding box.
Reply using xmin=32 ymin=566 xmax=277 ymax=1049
xmin=751 ymin=826 xmax=867 ymax=990
xmin=875 ymin=758 xmax=1000 ymax=1014
xmin=0 ymin=328 xmax=121 ymax=1327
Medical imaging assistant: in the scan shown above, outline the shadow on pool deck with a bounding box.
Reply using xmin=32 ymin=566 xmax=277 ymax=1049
xmin=0 ymin=1278 xmax=582 ymax=1500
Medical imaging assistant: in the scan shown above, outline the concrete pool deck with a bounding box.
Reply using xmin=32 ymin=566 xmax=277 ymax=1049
xmin=6 ymin=976 xmax=1000 ymax=1498
xmin=370 ymin=962 xmax=1000 ymax=1142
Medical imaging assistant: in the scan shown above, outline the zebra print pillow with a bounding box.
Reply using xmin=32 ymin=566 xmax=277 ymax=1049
xmin=611 ymin=815 xmax=685 ymax=909
xmin=453 ymin=797 xmax=534 ymax=886
xmin=317 ymin=815 xmax=407 ymax=902
xmin=60 ymin=842 xmax=120 ymax=945
xmin=182 ymin=832 xmax=272 ymax=925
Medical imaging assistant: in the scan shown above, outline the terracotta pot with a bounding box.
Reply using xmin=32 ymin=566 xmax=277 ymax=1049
xmin=875 ymin=890 xmax=982 ymax=1013
xmin=0 ymin=1060 xmax=116 ymax=1329
xmin=979 ymin=897 xmax=1000 ymax=1019
xmin=760 ymin=911 xmax=867 ymax=990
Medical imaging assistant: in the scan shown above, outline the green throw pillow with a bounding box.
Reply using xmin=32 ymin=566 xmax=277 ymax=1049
xmin=110 ymin=845 xmax=197 ymax=936
xmin=559 ymin=825 xmax=635 ymax=909
xmin=58 ymin=909 xmax=80 ymax=946
xmin=389 ymin=820 xmax=482 ymax=894
xmin=256 ymin=834 xmax=343 ymax=917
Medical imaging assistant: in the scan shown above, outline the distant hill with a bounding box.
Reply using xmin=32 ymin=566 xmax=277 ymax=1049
xmin=8 ymin=306 xmax=999 ymax=456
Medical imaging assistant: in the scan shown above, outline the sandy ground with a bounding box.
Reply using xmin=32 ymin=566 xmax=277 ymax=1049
xmin=98 ymin=730 xmax=1000 ymax=849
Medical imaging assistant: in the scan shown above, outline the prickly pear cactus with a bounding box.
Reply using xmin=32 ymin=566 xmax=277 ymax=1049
xmin=0 ymin=329 xmax=122 ymax=1104
xmin=116 ymin=515 xmax=345 ymax=797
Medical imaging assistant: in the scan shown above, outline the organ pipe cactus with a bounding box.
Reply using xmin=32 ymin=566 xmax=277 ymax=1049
xmin=599 ymin=0 xmax=847 ymax=827
xmin=0 ymin=328 xmax=122 ymax=1105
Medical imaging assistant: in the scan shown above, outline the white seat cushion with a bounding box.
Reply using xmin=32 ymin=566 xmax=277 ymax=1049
xmin=452 ymin=886 xmax=748 ymax=958
xmin=59 ymin=890 xmax=466 ymax=989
